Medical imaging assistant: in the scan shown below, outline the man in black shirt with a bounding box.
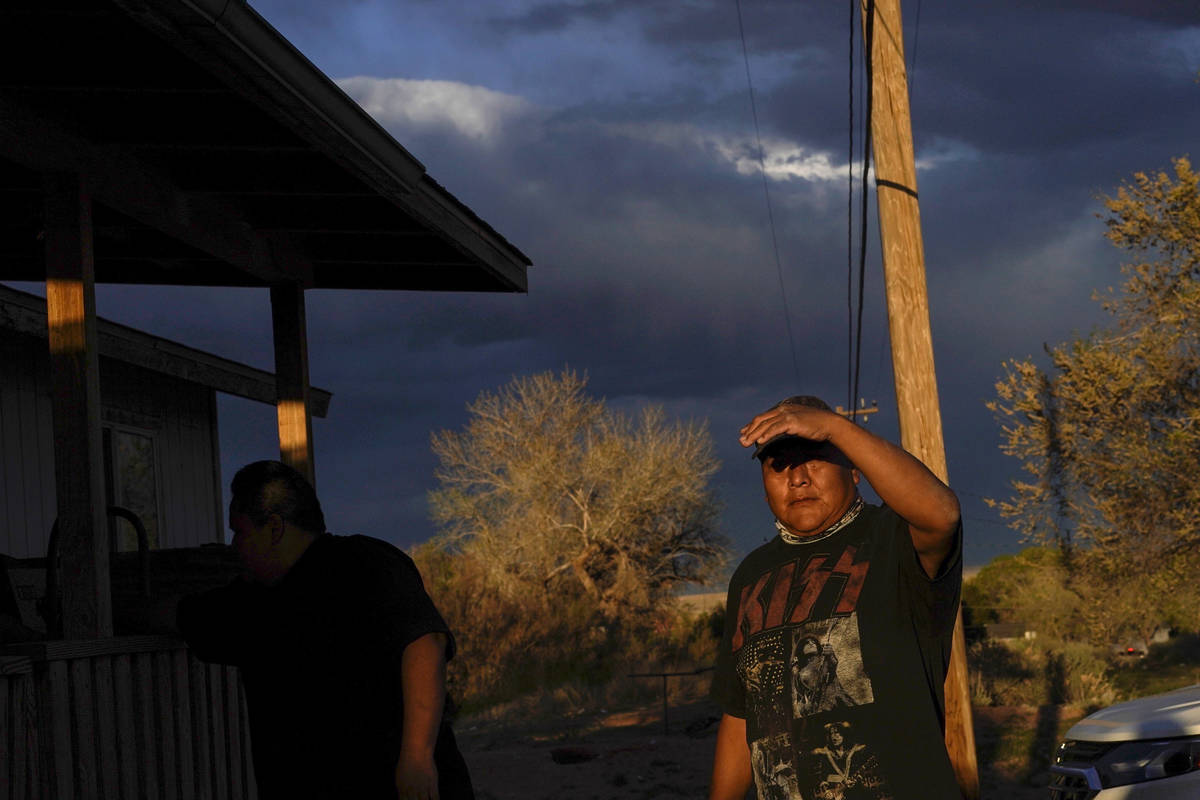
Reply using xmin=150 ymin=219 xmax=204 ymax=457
xmin=179 ymin=460 xmax=473 ymax=800
xmin=708 ymin=396 xmax=962 ymax=800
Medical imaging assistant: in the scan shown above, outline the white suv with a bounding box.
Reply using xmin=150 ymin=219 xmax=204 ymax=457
xmin=1049 ymin=684 xmax=1200 ymax=798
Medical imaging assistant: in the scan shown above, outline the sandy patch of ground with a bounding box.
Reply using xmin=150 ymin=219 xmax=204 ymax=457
xmin=459 ymin=700 xmax=722 ymax=800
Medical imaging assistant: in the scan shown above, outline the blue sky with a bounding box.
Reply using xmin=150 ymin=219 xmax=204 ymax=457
xmin=28 ymin=0 xmax=1199 ymax=570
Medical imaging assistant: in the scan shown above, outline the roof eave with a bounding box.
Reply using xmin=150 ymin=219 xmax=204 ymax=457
xmin=130 ymin=0 xmax=531 ymax=290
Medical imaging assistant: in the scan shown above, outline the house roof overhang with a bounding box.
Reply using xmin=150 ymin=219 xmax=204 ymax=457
xmin=0 ymin=0 xmax=532 ymax=292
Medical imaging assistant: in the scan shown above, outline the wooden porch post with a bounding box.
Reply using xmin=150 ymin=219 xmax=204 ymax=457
xmin=44 ymin=172 xmax=112 ymax=639
xmin=270 ymin=282 xmax=315 ymax=487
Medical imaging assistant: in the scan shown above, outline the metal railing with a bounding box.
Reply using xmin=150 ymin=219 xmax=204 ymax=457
xmin=627 ymin=665 xmax=714 ymax=733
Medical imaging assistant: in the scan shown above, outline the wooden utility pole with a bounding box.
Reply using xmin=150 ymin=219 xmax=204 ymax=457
xmin=860 ymin=0 xmax=980 ymax=796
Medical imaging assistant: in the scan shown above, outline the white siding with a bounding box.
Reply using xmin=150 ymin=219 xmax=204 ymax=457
xmin=0 ymin=331 xmax=223 ymax=558
xmin=0 ymin=333 xmax=56 ymax=558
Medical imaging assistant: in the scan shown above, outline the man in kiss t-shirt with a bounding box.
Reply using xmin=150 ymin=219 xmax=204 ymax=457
xmin=708 ymin=396 xmax=962 ymax=800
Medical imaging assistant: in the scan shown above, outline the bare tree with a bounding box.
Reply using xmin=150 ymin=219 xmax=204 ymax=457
xmin=430 ymin=369 xmax=728 ymax=616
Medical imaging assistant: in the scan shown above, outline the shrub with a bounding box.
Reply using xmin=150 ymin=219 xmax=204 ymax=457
xmin=968 ymin=639 xmax=1035 ymax=706
xmin=967 ymin=637 xmax=1116 ymax=709
xmin=413 ymin=544 xmax=723 ymax=714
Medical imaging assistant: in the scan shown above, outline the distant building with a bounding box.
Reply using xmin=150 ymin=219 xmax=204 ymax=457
xmin=983 ymin=622 xmax=1036 ymax=641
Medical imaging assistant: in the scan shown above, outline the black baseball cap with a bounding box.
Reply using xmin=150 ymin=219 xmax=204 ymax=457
xmin=751 ymin=395 xmax=836 ymax=461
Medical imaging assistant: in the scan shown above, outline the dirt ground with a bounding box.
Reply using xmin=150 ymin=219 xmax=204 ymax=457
xmin=457 ymin=700 xmax=1070 ymax=799
xmin=458 ymin=698 xmax=723 ymax=800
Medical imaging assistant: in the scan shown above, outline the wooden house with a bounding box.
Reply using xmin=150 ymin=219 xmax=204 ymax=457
xmin=0 ymin=282 xmax=335 ymax=563
xmin=0 ymin=0 xmax=531 ymax=797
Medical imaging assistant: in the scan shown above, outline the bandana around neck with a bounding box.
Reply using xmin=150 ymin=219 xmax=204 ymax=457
xmin=775 ymin=495 xmax=864 ymax=545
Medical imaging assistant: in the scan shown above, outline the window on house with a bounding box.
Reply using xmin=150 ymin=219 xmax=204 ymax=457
xmin=103 ymin=426 xmax=161 ymax=551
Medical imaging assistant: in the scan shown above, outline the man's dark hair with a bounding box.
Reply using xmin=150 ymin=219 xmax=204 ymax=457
xmin=774 ymin=395 xmax=832 ymax=413
xmin=230 ymin=460 xmax=326 ymax=534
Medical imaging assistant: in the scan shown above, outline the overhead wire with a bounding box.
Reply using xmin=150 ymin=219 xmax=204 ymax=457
xmin=735 ymin=0 xmax=802 ymax=385
xmin=851 ymin=0 xmax=876 ymax=423
xmin=908 ymin=0 xmax=923 ymax=98
xmin=736 ymin=0 xmax=920 ymax=407
xmin=846 ymin=0 xmax=855 ymax=415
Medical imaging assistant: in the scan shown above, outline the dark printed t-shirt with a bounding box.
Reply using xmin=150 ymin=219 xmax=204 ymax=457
xmin=711 ymin=504 xmax=962 ymax=800
xmin=179 ymin=533 xmax=472 ymax=800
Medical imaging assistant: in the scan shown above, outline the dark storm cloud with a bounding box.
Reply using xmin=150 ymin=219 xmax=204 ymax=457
xmin=1003 ymin=0 xmax=1200 ymax=25
xmin=690 ymin=3 xmax=1200 ymax=163
xmin=279 ymin=64 xmax=851 ymax=400
xmin=484 ymin=0 xmax=633 ymax=34
xmin=310 ymin=111 xmax=851 ymax=414
xmin=485 ymin=0 xmax=846 ymax=54
xmin=910 ymin=12 xmax=1199 ymax=156
xmin=320 ymin=47 xmax=1136 ymax=562
xmin=362 ymin=74 xmax=1092 ymax=380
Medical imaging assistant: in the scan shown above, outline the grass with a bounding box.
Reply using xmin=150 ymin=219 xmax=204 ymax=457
xmin=1106 ymin=659 xmax=1200 ymax=700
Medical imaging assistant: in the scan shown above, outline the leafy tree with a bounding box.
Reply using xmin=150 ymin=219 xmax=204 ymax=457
xmin=988 ymin=157 xmax=1200 ymax=645
xmin=962 ymin=547 xmax=1082 ymax=635
xmin=428 ymin=369 xmax=727 ymax=617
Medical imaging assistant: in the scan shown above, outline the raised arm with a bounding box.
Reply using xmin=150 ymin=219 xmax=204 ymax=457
xmin=740 ymin=404 xmax=959 ymax=578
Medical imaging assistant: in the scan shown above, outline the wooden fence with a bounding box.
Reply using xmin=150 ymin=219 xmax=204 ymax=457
xmin=0 ymin=636 xmax=255 ymax=800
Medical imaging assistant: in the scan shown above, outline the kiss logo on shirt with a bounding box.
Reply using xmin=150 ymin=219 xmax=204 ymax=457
xmin=731 ymin=544 xmax=870 ymax=653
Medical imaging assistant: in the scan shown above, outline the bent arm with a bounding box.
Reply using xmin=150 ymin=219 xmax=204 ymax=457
xmin=709 ymin=714 xmax=753 ymax=800
xmin=740 ymin=406 xmax=960 ymax=578
xmin=397 ymin=631 xmax=449 ymax=800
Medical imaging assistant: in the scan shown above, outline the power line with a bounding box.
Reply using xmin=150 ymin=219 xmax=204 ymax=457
xmin=735 ymin=0 xmax=802 ymax=385
xmin=847 ymin=1 xmax=861 ymax=414
xmin=907 ymin=0 xmax=923 ymax=99
xmin=851 ymin=0 xmax=876 ymax=421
